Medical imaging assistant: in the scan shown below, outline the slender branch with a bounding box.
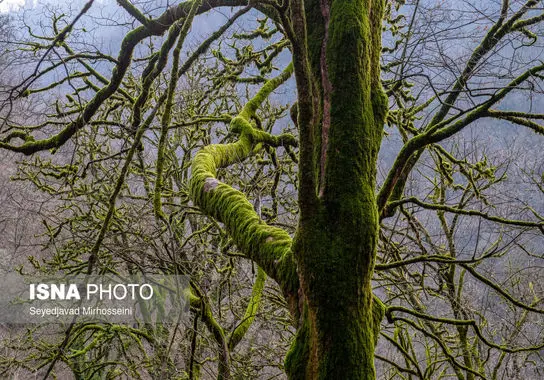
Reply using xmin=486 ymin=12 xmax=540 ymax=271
xmin=386 ymin=197 xmax=544 ymax=231
xmin=154 ymin=0 xmax=202 ymax=221
xmin=116 ymin=0 xmax=151 ymax=26
xmin=388 ymin=306 xmax=544 ymax=353
xmin=228 ymin=267 xmax=266 ymax=350
xmin=0 ymin=0 xmax=249 ymax=154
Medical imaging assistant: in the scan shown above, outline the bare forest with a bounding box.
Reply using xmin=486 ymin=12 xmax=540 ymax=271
xmin=0 ymin=0 xmax=543 ymax=379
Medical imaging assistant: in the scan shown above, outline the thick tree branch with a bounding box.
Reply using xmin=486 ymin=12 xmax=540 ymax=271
xmin=189 ymin=63 xmax=299 ymax=300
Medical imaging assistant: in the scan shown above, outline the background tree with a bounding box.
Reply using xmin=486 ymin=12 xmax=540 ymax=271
xmin=0 ymin=0 xmax=542 ymax=379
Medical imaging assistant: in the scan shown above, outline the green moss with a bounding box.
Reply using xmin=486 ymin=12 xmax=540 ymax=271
xmin=228 ymin=266 xmax=266 ymax=350
xmin=288 ymin=0 xmax=387 ymax=378
xmin=154 ymin=0 xmax=202 ymax=222
xmin=190 ymin=150 xmax=297 ymax=291
xmin=239 ymin=62 xmax=293 ymax=119
xmin=372 ymin=295 xmax=385 ymax=345
xmin=189 ymin=64 xmax=298 ymax=298
xmin=285 ymin=306 xmax=313 ymax=380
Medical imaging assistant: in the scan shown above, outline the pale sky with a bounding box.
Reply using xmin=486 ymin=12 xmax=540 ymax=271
xmin=0 ymin=0 xmax=27 ymax=13
xmin=0 ymin=0 xmax=105 ymax=13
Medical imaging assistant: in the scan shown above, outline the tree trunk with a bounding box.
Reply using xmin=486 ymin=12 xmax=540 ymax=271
xmin=286 ymin=0 xmax=387 ymax=378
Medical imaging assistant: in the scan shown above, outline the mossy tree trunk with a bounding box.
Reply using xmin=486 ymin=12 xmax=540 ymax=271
xmin=190 ymin=0 xmax=387 ymax=378
xmin=285 ymin=0 xmax=387 ymax=378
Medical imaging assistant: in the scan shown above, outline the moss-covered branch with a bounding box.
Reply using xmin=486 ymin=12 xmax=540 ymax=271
xmin=86 ymin=17 xmax=189 ymax=271
xmin=228 ymin=266 xmax=266 ymax=351
xmin=388 ymin=306 xmax=544 ymax=354
xmin=189 ymin=63 xmax=299 ymax=300
xmin=189 ymin=285 xmax=231 ymax=380
xmin=377 ymin=0 xmax=544 ymax=214
xmin=378 ymin=62 xmax=544 ymax=216
xmin=385 ymin=196 xmax=544 ymax=231
xmin=485 ymin=110 xmax=544 ymax=135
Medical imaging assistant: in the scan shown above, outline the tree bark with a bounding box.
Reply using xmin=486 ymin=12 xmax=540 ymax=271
xmin=286 ymin=0 xmax=387 ymax=378
xmin=190 ymin=0 xmax=387 ymax=377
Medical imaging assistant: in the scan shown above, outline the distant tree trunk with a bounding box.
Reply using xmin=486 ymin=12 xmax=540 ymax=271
xmin=285 ymin=0 xmax=387 ymax=378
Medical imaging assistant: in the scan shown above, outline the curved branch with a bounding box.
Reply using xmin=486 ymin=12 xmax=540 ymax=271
xmin=189 ymin=63 xmax=299 ymax=299
xmin=388 ymin=306 xmax=544 ymax=353
xmin=386 ymin=197 xmax=544 ymax=232
xmin=460 ymin=264 xmax=544 ymax=314
xmin=485 ymin=110 xmax=544 ymax=135
xmin=377 ymin=0 xmax=544 ymax=214
xmin=378 ymin=62 xmax=544 ymax=216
